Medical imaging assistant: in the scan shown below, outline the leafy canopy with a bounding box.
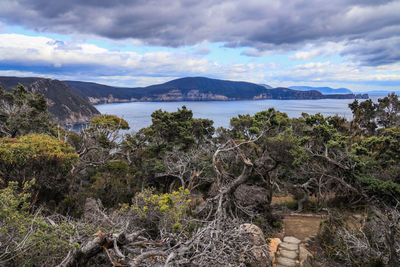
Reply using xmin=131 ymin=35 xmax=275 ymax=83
xmin=0 ymin=134 xmax=78 ymax=194
xmin=90 ymin=114 xmax=129 ymax=130
xmin=0 ymin=84 xmax=51 ymax=138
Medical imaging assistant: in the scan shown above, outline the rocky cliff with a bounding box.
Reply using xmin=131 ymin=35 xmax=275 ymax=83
xmin=0 ymin=77 xmax=100 ymax=125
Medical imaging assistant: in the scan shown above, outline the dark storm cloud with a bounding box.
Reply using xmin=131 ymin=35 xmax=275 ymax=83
xmin=1 ymin=0 xmax=400 ymax=65
xmin=342 ymin=37 xmax=400 ymax=66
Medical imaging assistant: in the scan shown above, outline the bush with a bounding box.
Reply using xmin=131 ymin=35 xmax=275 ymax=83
xmin=0 ymin=134 xmax=78 ymax=203
xmin=0 ymin=181 xmax=78 ymax=266
xmin=90 ymin=114 xmax=129 ymax=130
xmin=90 ymin=160 xmax=137 ymax=207
xmin=0 ymin=85 xmax=51 ymax=138
xmin=285 ymin=200 xmax=298 ymax=210
xmin=125 ymin=187 xmax=192 ymax=237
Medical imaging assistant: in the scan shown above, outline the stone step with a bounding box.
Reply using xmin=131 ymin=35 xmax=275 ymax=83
xmin=299 ymin=243 xmax=313 ymax=263
xmin=279 ymin=249 xmax=298 ymax=259
xmin=279 ymin=242 xmax=298 ymax=251
xmin=276 ymin=256 xmax=297 ymax=266
xmin=283 ymin=236 xmax=301 ymax=245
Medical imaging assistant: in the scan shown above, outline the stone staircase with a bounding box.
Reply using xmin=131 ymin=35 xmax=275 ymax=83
xmin=271 ymin=236 xmax=313 ymax=267
xmin=268 ymin=213 xmax=323 ymax=266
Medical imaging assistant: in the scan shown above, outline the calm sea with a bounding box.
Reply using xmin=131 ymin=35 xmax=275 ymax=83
xmin=95 ymin=97 xmax=383 ymax=132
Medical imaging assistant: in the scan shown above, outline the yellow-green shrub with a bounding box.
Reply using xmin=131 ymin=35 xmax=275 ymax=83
xmin=0 ymin=180 xmax=78 ymax=266
xmin=128 ymin=187 xmax=191 ymax=233
xmin=90 ymin=114 xmax=129 ymax=130
xmin=0 ymin=134 xmax=78 ymax=201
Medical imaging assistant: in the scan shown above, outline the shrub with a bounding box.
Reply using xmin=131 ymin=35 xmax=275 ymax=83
xmin=285 ymin=200 xmax=298 ymax=210
xmin=90 ymin=114 xmax=129 ymax=130
xmin=0 ymin=134 xmax=78 ymax=202
xmin=126 ymin=187 xmax=192 ymax=237
xmin=90 ymin=160 xmax=138 ymax=207
xmin=0 ymin=181 xmax=78 ymax=266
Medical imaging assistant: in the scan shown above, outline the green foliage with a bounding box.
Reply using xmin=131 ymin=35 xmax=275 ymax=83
xmin=349 ymin=99 xmax=377 ymax=136
xmin=358 ymin=176 xmax=400 ymax=201
xmin=230 ymin=108 xmax=289 ymax=139
xmin=226 ymin=108 xmax=297 ymax=188
xmin=129 ymin=187 xmax=192 ymax=234
xmin=148 ymin=106 xmax=214 ymax=150
xmin=356 ymin=128 xmax=400 ymax=164
xmin=376 ymin=93 xmax=400 ymax=128
xmin=87 ymin=114 xmax=130 ymax=149
xmin=285 ymin=200 xmax=298 ymax=210
xmin=120 ymin=107 xmax=215 ymax=190
xmin=0 ymin=84 xmax=51 ymax=138
xmin=0 ymin=181 xmax=78 ymax=266
xmin=0 ymin=134 xmax=78 ymax=168
xmin=90 ymin=114 xmax=130 ymax=130
xmin=0 ymin=134 xmax=78 ymax=200
xmin=2 ymin=94 xmax=400 ymax=266
xmin=349 ymin=93 xmax=400 ymax=135
xmin=90 ymin=160 xmax=138 ymax=207
xmin=351 ymin=128 xmax=400 ymax=192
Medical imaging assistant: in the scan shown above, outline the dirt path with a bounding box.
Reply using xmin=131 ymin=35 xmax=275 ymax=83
xmin=283 ymin=215 xmax=324 ymax=240
xmin=271 ymin=215 xmax=324 ymax=266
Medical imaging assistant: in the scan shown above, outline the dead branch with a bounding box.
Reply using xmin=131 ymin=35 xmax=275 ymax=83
xmin=129 ymin=250 xmax=167 ymax=267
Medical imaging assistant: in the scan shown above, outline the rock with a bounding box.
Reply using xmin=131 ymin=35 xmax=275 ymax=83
xmin=279 ymin=249 xmax=298 ymax=259
xmin=276 ymin=256 xmax=297 ymax=266
xmin=239 ymin=224 xmax=270 ymax=267
xmin=279 ymin=242 xmax=299 ymax=251
xmin=239 ymin=223 xmax=266 ymax=246
xmin=283 ymin=236 xmax=301 ymax=245
xmin=268 ymin=238 xmax=282 ymax=253
xmin=270 ymin=252 xmax=276 ymax=265
xmin=234 ymin=184 xmax=271 ymax=206
xmin=299 ymin=244 xmax=313 ymax=262
xmin=267 ymin=238 xmax=281 ymax=264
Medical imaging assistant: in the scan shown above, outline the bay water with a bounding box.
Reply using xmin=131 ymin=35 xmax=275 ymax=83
xmin=95 ymin=97 xmax=382 ymax=132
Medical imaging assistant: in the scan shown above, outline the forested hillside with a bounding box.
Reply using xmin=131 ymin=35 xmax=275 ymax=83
xmin=289 ymin=86 xmax=353 ymax=94
xmin=0 ymin=85 xmax=399 ymax=266
xmin=66 ymin=77 xmax=365 ymax=103
xmin=0 ymin=76 xmax=100 ymax=124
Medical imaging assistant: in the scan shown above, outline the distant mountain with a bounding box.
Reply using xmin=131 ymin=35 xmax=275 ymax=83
xmin=64 ymin=81 xmax=140 ymax=104
xmin=289 ymin=86 xmax=352 ymax=94
xmin=66 ymin=77 xmax=363 ymax=103
xmin=259 ymin=84 xmax=273 ymax=89
xmin=0 ymin=77 xmax=100 ymax=124
xmin=363 ymin=90 xmax=400 ymax=96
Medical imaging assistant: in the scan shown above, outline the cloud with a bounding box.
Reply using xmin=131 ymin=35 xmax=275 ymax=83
xmin=342 ymin=36 xmax=400 ymax=66
xmin=193 ymin=46 xmax=210 ymax=55
xmin=241 ymin=48 xmax=271 ymax=57
xmin=1 ymin=1 xmax=400 ymax=65
xmin=289 ymin=42 xmax=345 ymax=60
xmin=1 ymin=33 xmax=399 ymax=91
xmin=0 ymin=33 xmax=271 ymax=86
xmin=290 ymin=50 xmax=322 ymax=60
xmin=272 ymin=61 xmax=400 ymax=87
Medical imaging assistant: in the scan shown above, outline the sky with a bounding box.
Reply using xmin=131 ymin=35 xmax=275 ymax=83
xmin=0 ymin=0 xmax=400 ymax=91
